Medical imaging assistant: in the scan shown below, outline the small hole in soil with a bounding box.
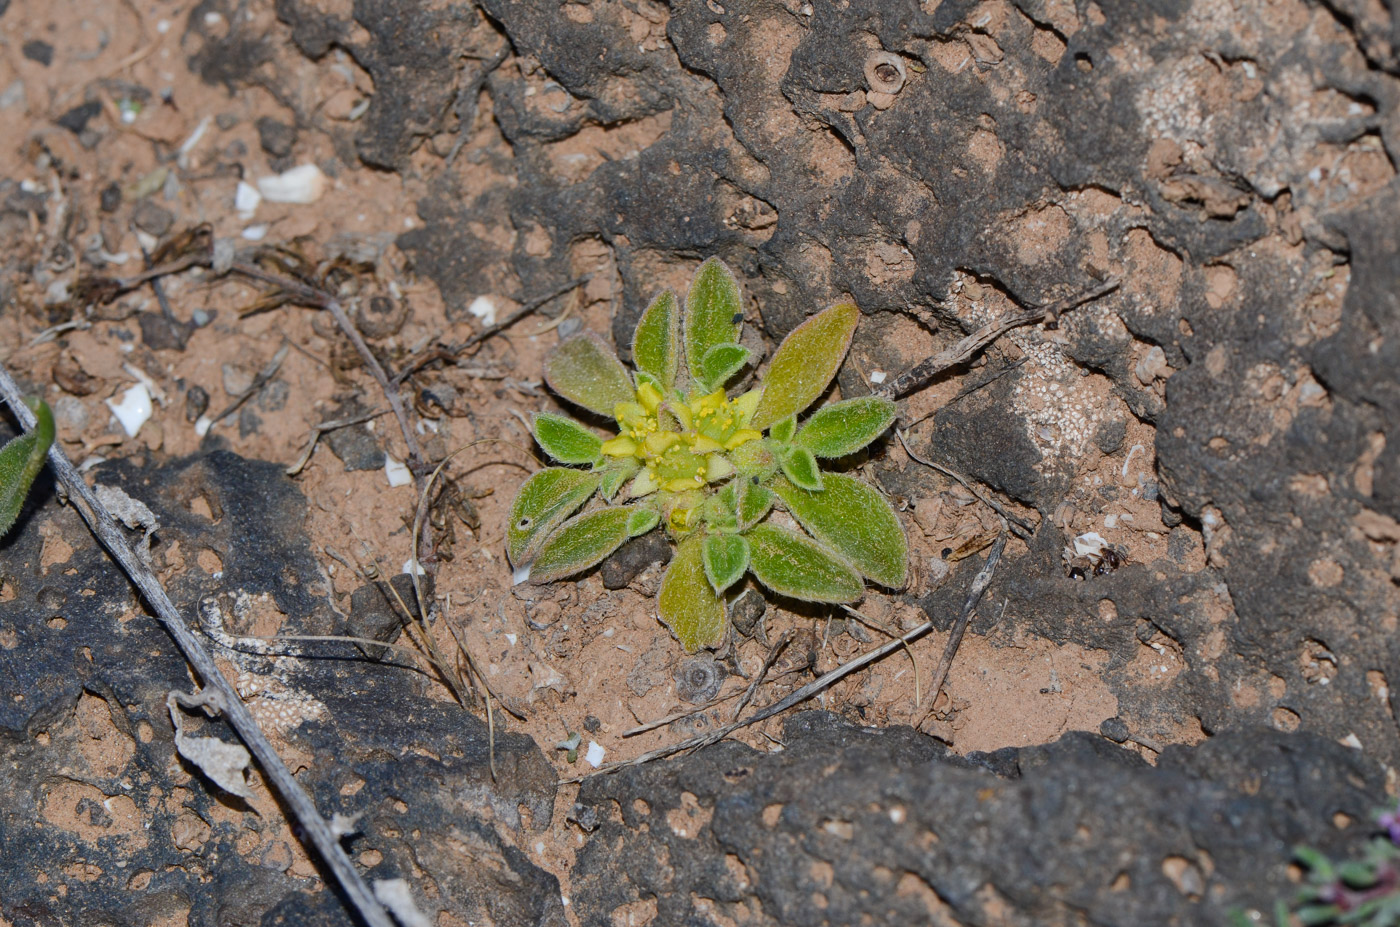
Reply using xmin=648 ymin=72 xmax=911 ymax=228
xmin=1075 ymin=52 xmax=1093 ymax=71
xmin=47 ymin=616 xmax=67 ymax=630
xmin=762 ymin=803 xmax=783 ymax=827
xmin=1110 ymin=871 xmax=1130 ymax=891
xmin=632 ymin=798 xmax=651 ymax=816
xmin=1333 ymin=812 xmax=1354 ymax=829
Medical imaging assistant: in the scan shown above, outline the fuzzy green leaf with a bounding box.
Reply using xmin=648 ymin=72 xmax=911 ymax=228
xmin=768 ymin=415 xmax=796 ymax=443
xmin=529 ymin=506 xmax=633 ymax=584
xmin=745 ymin=523 xmax=863 ymax=603
xmin=796 ymin=397 xmax=896 ymax=458
xmin=627 ymin=505 xmax=661 ymax=537
xmin=659 ymin=534 xmax=728 ymax=651
xmin=0 ymin=398 xmax=54 ymax=538
xmin=506 ymin=468 xmax=600 ymax=568
xmin=750 ymin=303 xmax=859 ymax=430
xmin=533 ymin=413 xmax=602 ymax=465
xmin=735 ymin=479 xmax=775 ymax=531
xmin=778 ymin=445 xmax=823 ymax=491
xmin=774 ymin=472 xmax=908 ymax=588
xmin=702 ymin=533 xmax=750 ymax=595
xmin=599 ymin=457 xmax=640 ymax=500
xmin=684 ymin=258 xmax=742 ymax=387
xmin=698 ymin=342 xmax=750 ymax=392
xmin=633 ymin=290 xmax=680 ymax=391
xmin=544 ymin=333 xmax=635 ymax=418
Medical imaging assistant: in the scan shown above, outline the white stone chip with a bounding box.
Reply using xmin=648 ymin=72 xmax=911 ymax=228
xmin=257 ymin=163 xmax=327 ymax=204
xmin=105 ymin=383 xmax=152 ymax=437
xmin=468 ymin=295 xmax=497 ymax=326
xmin=585 ymin=741 xmax=606 ymax=768
xmin=234 ymin=181 xmax=262 ymax=219
xmin=385 ymin=453 xmax=412 ymax=487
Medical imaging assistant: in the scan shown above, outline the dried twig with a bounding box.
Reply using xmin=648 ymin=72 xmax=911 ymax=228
xmin=732 ymin=631 xmax=791 ymax=721
xmin=204 ymin=343 xmax=290 ymax=430
xmin=573 ymin=542 xmax=1008 ymax=782
xmin=285 ymin=408 xmax=389 ymax=476
xmin=393 ymin=276 xmax=592 ymax=385
xmin=896 ymin=428 xmax=1035 ymax=539
xmin=915 ymin=533 xmax=1007 ymax=728
xmin=875 ymin=278 xmax=1119 ymax=401
xmin=0 ymin=369 xmax=394 ymax=927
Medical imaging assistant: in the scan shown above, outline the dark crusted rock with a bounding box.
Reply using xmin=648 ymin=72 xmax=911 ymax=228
xmin=56 ymin=100 xmax=101 ymax=135
xmin=573 ymin=711 xmax=1380 ymax=926
xmin=131 ymin=199 xmax=175 ymax=237
xmin=0 ymin=449 xmax=562 ymax=926
xmin=21 ymin=40 xmax=52 ymax=66
xmin=322 ymin=397 xmax=386 ymax=471
xmin=600 ymin=532 xmax=671 ymax=590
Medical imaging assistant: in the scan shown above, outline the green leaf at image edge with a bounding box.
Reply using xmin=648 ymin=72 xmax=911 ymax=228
xmin=773 ymin=472 xmax=908 ymax=589
xmin=0 ymin=398 xmax=55 ymax=538
xmin=506 ymin=468 xmax=600 ymax=568
xmin=529 ymin=506 xmax=633 ymax=584
xmin=796 ymin=396 xmax=896 ymax=458
xmin=659 ymin=534 xmax=727 ymax=652
xmin=684 ymin=258 xmax=742 ymax=388
xmin=702 ymin=533 xmax=750 ymax=595
xmin=543 ymin=333 xmax=636 ymax=418
xmin=746 ymin=523 xmax=863 ymax=603
xmin=532 ymin=413 xmax=603 ymax=465
xmin=749 ymin=303 xmax=859 ymax=430
xmin=632 ymin=290 xmax=680 ymax=391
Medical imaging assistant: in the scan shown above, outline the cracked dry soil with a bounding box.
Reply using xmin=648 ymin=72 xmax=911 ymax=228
xmin=1 ymin=0 xmax=1398 ymax=925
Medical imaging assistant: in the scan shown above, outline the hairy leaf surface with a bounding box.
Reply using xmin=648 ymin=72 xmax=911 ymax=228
xmin=533 ymin=413 xmax=603 ymax=465
xmin=697 ymin=342 xmax=750 ymax=392
xmin=778 ymin=445 xmax=823 ymax=491
xmin=774 ymin=472 xmax=907 ymax=588
xmin=632 ymin=290 xmax=680 ymax=391
xmin=702 ymin=533 xmax=750 ymax=595
xmin=746 ymin=523 xmax=863 ymax=603
xmin=529 ymin=506 xmax=633 ymax=584
xmin=768 ymin=415 xmax=796 ymax=443
xmin=544 ymin=333 xmax=635 ymax=417
xmin=796 ymin=397 xmax=896 ymax=458
xmin=506 ymin=468 xmax=600 ymax=567
xmin=684 ymin=257 xmax=742 ymax=387
xmin=659 ymin=534 xmax=727 ymax=651
xmin=750 ymin=303 xmax=859 ymax=429
xmin=735 ymin=479 xmax=775 ymax=531
xmin=627 ymin=505 xmax=661 ymax=536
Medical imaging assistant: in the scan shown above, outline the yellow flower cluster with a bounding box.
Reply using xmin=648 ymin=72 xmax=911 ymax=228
xmin=600 ymin=382 xmax=761 ymax=496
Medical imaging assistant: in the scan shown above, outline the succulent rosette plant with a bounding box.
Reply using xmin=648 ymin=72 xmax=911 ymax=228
xmin=507 ymin=258 xmax=907 ymax=651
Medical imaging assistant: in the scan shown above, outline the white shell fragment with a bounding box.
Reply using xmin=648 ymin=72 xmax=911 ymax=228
xmin=256 ymin=163 xmax=327 ymax=204
xmin=385 ymin=453 xmax=413 ymax=487
xmin=105 ymin=383 xmax=153 ymax=437
xmin=1071 ymin=531 xmax=1110 ymax=558
xmin=869 ymin=370 xmax=887 ymax=384
xmin=234 ymin=181 xmax=262 ymax=219
xmin=402 ymin=558 xmax=426 ymax=577
xmin=585 ymin=741 xmax=606 ymax=768
xmin=468 ymin=295 xmax=497 ymax=326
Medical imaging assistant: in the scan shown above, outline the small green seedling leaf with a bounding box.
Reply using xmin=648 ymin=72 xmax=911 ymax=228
xmin=768 ymin=415 xmax=796 ymax=443
xmin=735 ymin=479 xmax=775 ymax=531
xmin=774 ymin=472 xmax=908 ymax=588
xmin=659 ymin=534 xmax=727 ymax=651
xmin=599 ymin=457 xmax=640 ymax=500
xmin=0 ymin=398 xmax=54 ymax=538
xmin=627 ymin=505 xmax=661 ymax=537
xmin=749 ymin=302 xmax=859 ymax=430
xmin=778 ymin=445 xmax=823 ymax=491
xmin=633 ymin=290 xmax=680 ymax=391
xmin=702 ymin=533 xmax=750 ymax=595
xmin=544 ymin=333 xmax=635 ymax=417
xmin=529 ymin=506 xmax=633 ymax=584
xmin=697 ymin=342 xmax=750 ymax=392
xmin=684 ymin=257 xmax=742 ymax=387
xmin=506 ymin=468 xmax=600 ymax=571
xmin=746 ymin=523 xmax=863 ymax=603
xmin=796 ymin=396 xmax=896 ymax=458
xmin=533 ymin=413 xmax=603 ymax=465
